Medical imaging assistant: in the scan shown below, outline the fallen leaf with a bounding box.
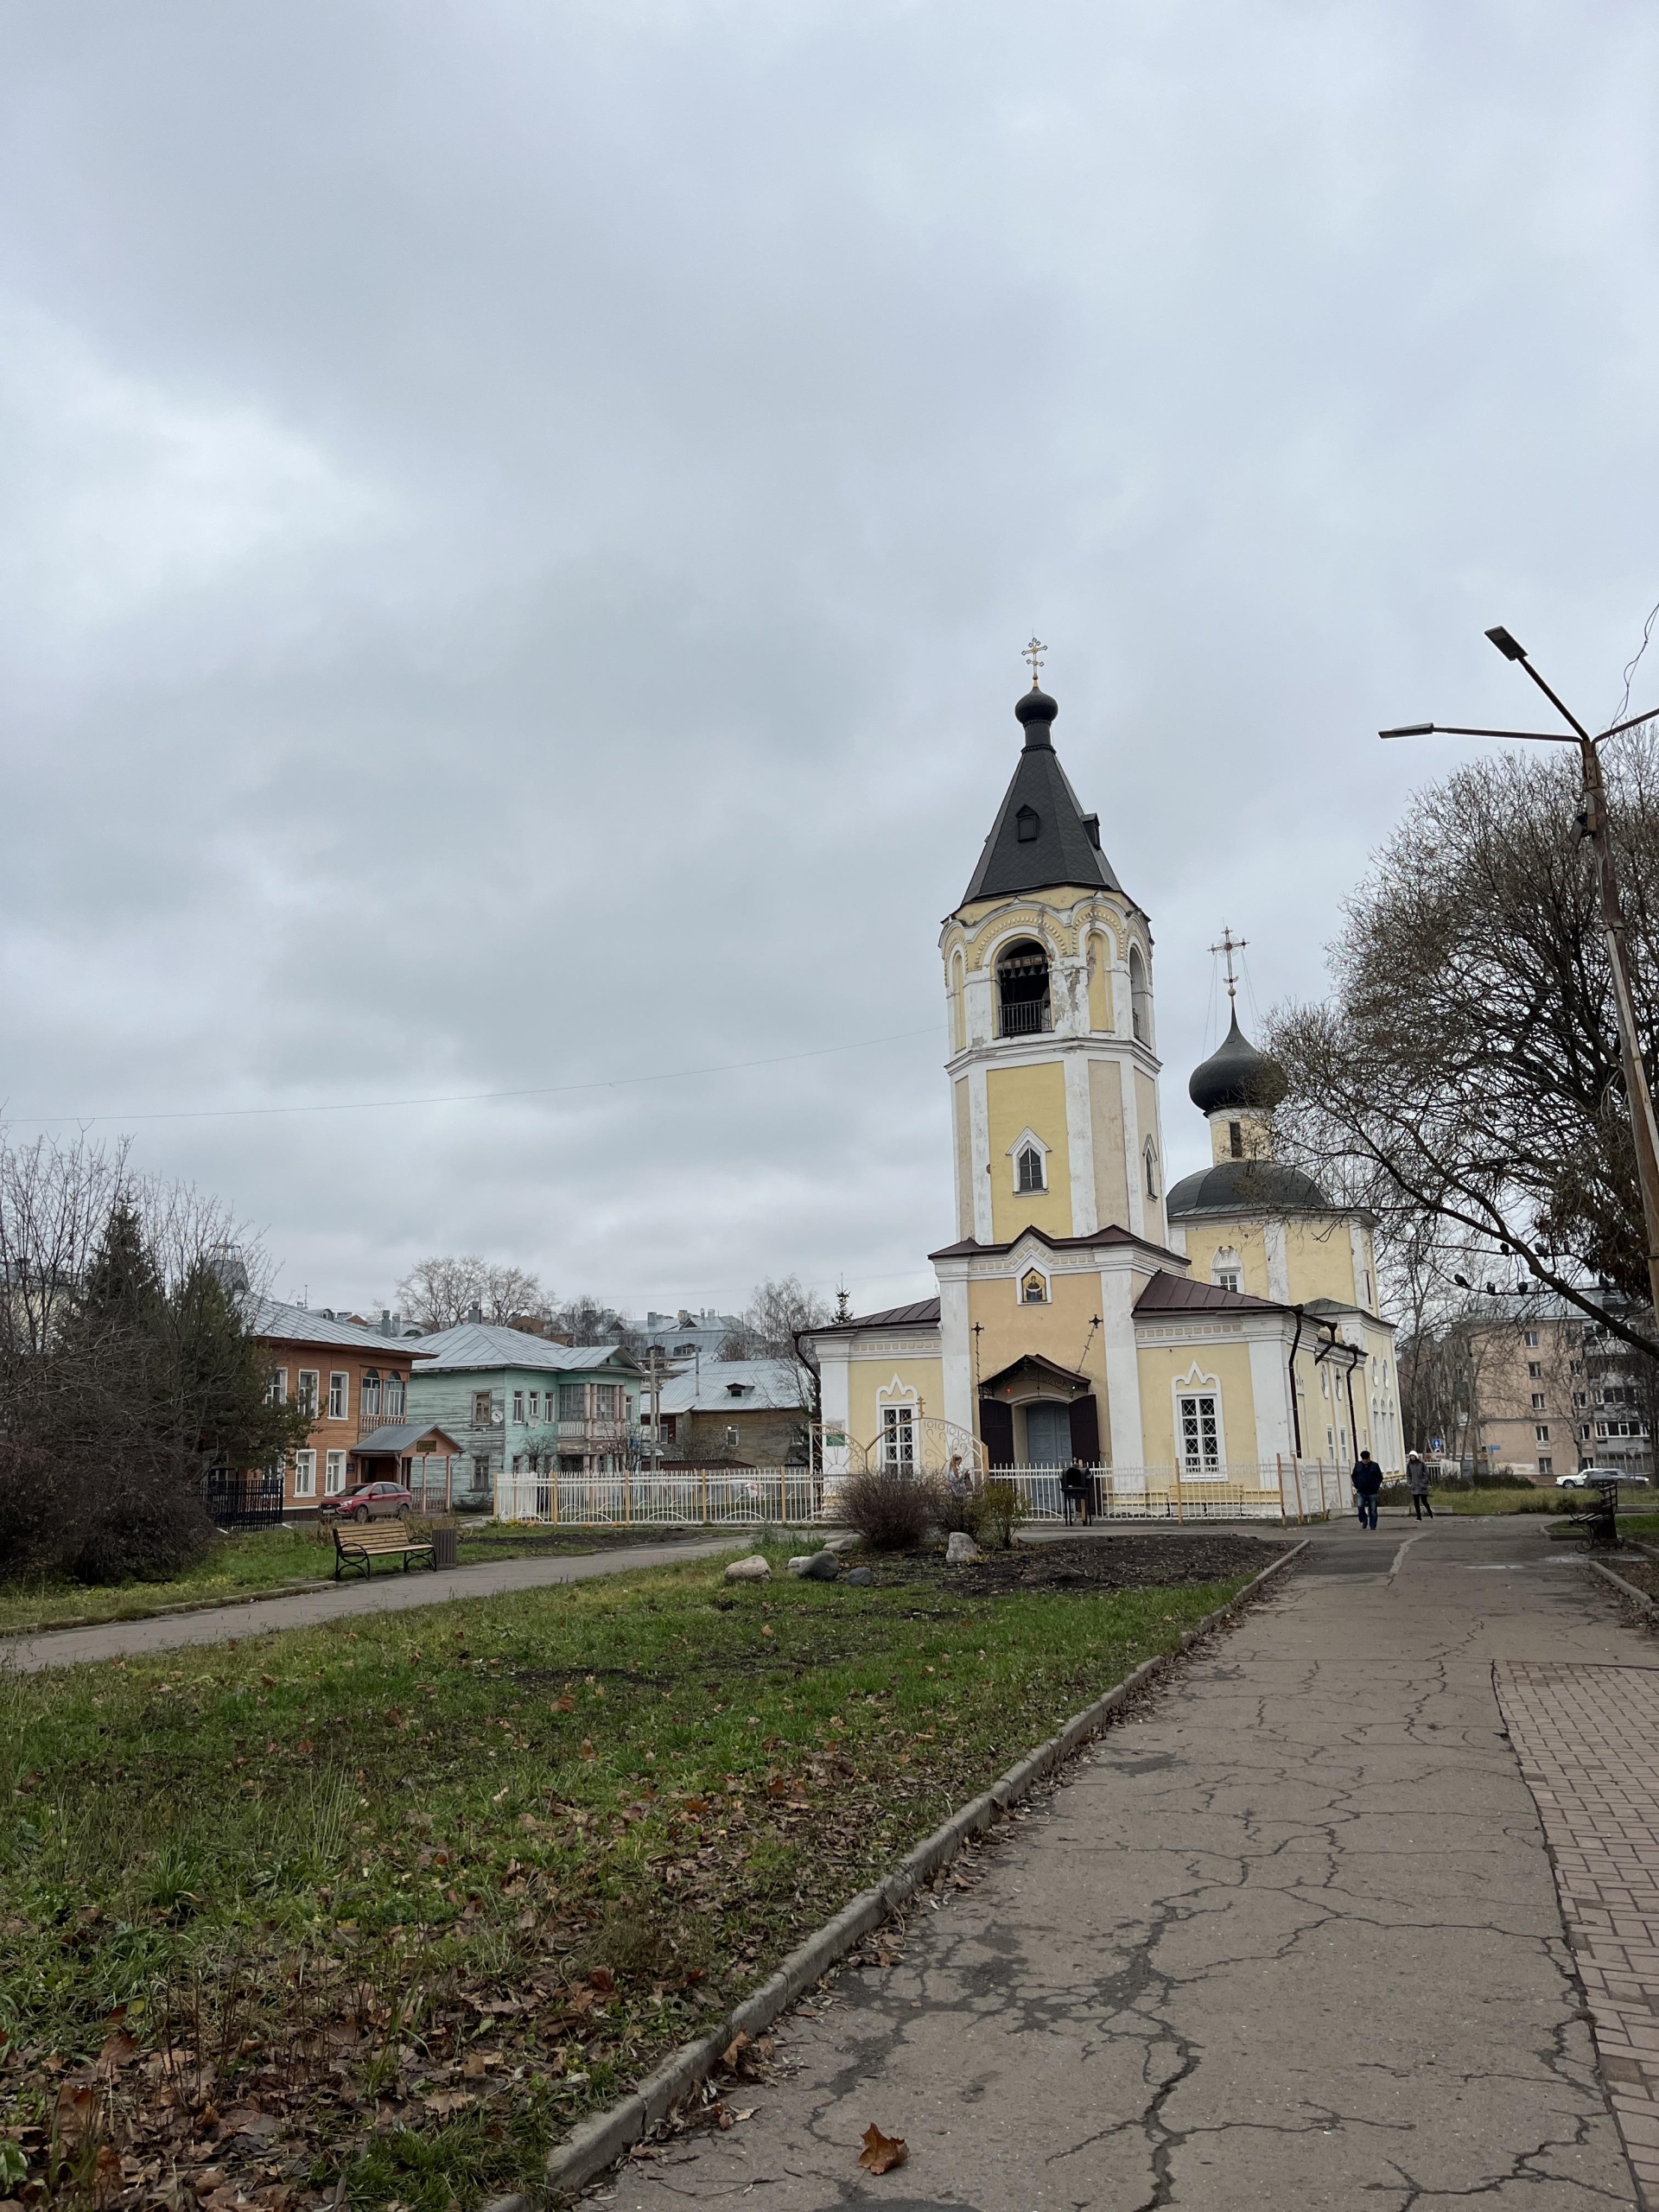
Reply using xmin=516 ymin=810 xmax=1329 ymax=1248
xmin=859 ymin=2124 xmax=908 ymax=2176
xmin=721 ymin=2032 xmax=749 ymax=2071
xmin=580 ymin=1739 xmax=595 ymax=1760
xmin=461 ymin=2056 xmax=487 ymax=2081
xmin=554 ymin=1695 xmax=575 ymax=1713
xmin=588 ymin=1967 xmax=615 ymax=1993
xmin=734 ymin=2107 xmax=757 ymax=2122
xmin=96 ymin=2029 xmax=139 ymax=2074
xmin=422 ymin=2092 xmax=474 ymax=2118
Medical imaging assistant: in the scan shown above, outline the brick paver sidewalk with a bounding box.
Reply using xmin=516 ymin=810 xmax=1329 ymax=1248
xmin=1497 ymin=1662 xmax=1659 ymax=2206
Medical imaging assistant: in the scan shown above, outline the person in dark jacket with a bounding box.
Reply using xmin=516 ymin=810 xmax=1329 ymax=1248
xmin=1352 ymin=1451 xmax=1384 ymax=1530
xmin=1060 ymin=1463 xmax=1088 ymax=1526
xmin=1405 ymin=1451 xmax=1433 ymax=1520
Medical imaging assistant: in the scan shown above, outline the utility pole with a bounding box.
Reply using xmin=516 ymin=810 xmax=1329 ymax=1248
xmin=645 ymin=1345 xmax=665 ymax=1470
xmin=1382 ymin=626 xmax=1659 ymax=1328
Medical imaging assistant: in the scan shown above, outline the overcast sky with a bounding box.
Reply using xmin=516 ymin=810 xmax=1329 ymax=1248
xmin=2 ymin=1 xmax=1657 ymax=1322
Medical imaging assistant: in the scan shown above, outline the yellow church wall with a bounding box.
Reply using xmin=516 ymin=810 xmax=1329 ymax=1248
xmin=1179 ymin=1221 xmax=1273 ymax=1299
xmin=843 ymin=1356 xmax=946 ymax=1454
xmin=1089 ymin=1061 xmax=1130 ymax=1231
xmin=1176 ymin=1216 xmax=1362 ymax=1309
xmin=1135 ymin=1339 xmax=1259 ymax=1469
xmin=965 ymin=1268 xmax=1111 ymax=1399
xmin=1135 ymin=1069 xmax=1166 ymax=1244
xmin=953 ymin=1077 xmax=973 ymax=1240
xmin=986 ymin=1062 xmax=1074 ymax=1240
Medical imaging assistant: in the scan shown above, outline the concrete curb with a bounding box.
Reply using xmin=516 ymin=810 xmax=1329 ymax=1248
xmin=1586 ymin=1555 xmax=1659 ymax=1616
xmin=531 ymin=1535 xmax=1309 ymax=2205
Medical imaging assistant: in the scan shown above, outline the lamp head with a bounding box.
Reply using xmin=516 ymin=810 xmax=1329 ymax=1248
xmin=1485 ymin=626 xmax=1528 ymax=662
xmin=1379 ymin=722 xmax=1434 ymax=739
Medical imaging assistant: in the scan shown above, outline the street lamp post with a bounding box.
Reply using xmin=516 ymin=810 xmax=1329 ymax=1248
xmin=1382 ymin=626 xmax=1659 ymax=1326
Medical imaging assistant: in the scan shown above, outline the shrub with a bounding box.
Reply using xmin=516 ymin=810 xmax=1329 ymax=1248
xmin=836 ymin=1468 xmax=939 ymax=1551
xmin=970 ymin=1480 xmax=1028 ymax=1552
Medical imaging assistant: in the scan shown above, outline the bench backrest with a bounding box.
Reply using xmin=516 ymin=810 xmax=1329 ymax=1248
xmin=336 ymin=1520 xmax=424 ymax=1551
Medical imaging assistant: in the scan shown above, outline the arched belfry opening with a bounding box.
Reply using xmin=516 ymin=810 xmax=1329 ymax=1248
xmin=1128 ymin=943 xmax=1152 ymax=1044
xmin=995 ymin=939 xmax=1052 ymax=1038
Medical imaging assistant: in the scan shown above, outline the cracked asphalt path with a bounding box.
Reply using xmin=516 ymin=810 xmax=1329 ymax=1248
xmin=602 ymin=1516 xmax=1649 ymax=2210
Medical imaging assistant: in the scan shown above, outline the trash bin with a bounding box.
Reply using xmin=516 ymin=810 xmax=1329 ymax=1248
xmin=431 ymin=1523 xmax=459 ymax=1570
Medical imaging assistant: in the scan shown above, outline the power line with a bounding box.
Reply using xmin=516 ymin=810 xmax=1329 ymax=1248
xmin=3 ymin=1021 xmax=944 ymax=1129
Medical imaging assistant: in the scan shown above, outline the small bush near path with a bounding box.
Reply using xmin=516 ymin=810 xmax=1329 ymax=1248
xmin=835 ymin=1467 xmax=938 ymax=1549
xmin=0 ymin=1546 xmax=1257 ymax=2212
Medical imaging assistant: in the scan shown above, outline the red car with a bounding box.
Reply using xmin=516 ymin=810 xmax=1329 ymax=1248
xmin=322 ymin=1480 xmax=413 ymax=1522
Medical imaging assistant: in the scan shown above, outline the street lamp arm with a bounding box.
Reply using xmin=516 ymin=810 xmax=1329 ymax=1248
xmin=1379 ymin=723 xmax=1579 ymax=744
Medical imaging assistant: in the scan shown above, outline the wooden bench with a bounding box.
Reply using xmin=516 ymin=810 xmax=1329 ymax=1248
xmin=333 ymin=1519 xmax=435 ymax=1580
xmin=1562 ymin=1478 xmax=1621 ymax=1548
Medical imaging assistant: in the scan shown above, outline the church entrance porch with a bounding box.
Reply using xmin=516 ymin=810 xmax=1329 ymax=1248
xmin=977 ymin=1351 xmax=1101 ymax=1471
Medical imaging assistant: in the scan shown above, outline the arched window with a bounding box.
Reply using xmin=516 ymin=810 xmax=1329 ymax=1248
xmin=996 ymin=939 xmax=1052 ymax=1038
xmin=1016 ymin=1143 xmax=1046 ymax=1193
xmin=1144 ymin=1139 xmax=1160 ymax=1199
xmin=1211 ymin=1247 xmax=1242 ymax=1294
xmin=950 ymin=950 xmax=966 ymax=1052
xmin=1128 ymin=944 xmax=1152 ymax=1044
xmin=361 ymin=1368 xmax=381 ymax=1421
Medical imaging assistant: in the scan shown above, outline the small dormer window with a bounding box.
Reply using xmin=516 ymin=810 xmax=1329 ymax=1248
xmin=1015 ymin=805 xmax=1039 ymax=843
xmin=1016 ymin=1143 xmax=1046 ymax=1193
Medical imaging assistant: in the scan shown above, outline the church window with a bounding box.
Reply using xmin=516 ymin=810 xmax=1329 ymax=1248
xmin=880 ymin=1404 xmax=916 ymax=1473
xmin=1020 ymin=1268 xmax=1049 ymax=1304
xmin=1228 ymin=1121 xmax=1243 ymax=1159
xmin=1016 ymin=1144 xmax=1046 ymax=1193
xmin=1211 ymin=1249 xmax=1242 ymax=1294
xmin=1144 ymin=1139 xmax=1160 ymax=1199
xmin=996 ymin=940 xmax=1052 ymax=1038
xmin=1015 ymin=804 xmax=1039 ymax=843
xmin=1177 ymin=1389 xmax=1222 ymax=1476
xmin=1128 ymin=944 xmax=1152 ymax=1044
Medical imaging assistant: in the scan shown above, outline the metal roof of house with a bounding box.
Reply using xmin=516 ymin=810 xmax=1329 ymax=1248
xmin=405 ymin=1323 xmax=644 ymax=1374
xmin=351 ymin=1422 xmax=465 ymax=1455
xmin=251 ymin=1298 xmax=438 ymax=1356
xmin=656 ymin=1358 xmax=810 ymax=1414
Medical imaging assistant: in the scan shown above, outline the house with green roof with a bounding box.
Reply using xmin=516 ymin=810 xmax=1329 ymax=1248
xmin=404 ymin=1323 xmax=644 ymax=1510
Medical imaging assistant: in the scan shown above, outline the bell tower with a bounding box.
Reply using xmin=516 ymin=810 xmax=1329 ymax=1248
xmin=939 ymin=658 xmax=1168 ymax=1250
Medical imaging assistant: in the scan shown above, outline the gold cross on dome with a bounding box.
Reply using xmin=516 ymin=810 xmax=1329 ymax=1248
xmin=1209 ymin=925 xmax=1247 ymax=1003
xmin=1022 ymin=635 xmax=1047 ymax=687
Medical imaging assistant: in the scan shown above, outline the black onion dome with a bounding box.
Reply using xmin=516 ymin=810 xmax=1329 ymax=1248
xmin=1166 ymin=1159 xmax=1332 ymax=1219
xmin=1187 ymin=1012 xmax=1288 ymax=1116
xmin=1014 ymin=684 xmax=1058 ymax=746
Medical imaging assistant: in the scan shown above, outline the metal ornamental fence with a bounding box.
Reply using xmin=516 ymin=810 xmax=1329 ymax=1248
xmin=490 ymin=1459 xmax=1350 ymax=1529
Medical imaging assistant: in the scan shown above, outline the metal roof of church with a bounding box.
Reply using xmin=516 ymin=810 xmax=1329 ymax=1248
xmin=1132 ymin=1270 xmax=1285 ymax=1316
xmin=958 ymin=684 xmax=1126 ymax=907
xmin=810 ymin=1297 xmax=942 ymax=1334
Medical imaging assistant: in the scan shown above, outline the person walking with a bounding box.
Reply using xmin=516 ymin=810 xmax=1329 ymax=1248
xmin=1405 ymin=1451 xmax=1433 ymax=1521
xmin=1352 ymin=1450 xmax=1383 ymax=1531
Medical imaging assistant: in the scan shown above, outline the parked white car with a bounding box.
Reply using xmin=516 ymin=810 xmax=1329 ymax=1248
xmin=1556 ymin=1467 xmax=1650 ymax=1489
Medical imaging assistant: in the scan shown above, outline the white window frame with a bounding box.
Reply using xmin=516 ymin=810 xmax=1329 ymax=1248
xmin=325 ymin=1449 xmax=347 ymax=1496
xmin=876 ymin=1376 xmax=919 ymax=1475
xmin=293 ymin=1449 xmax=316 ymax=1499
xmin=1524 ymin=1329 xmax=1540 ymax=1347
xmin=266 ymin=1367 xmax=288 ymax=1407
xmin=1173 ymin=1364 xmax=1225 ymax=1478
xmin=1211 ymin=1247 xmax=1243 ymax=1294
xmin=1006 ymin=1127 xmax=1051 ymax=1194
xmin=296 ymin=1369 xmax=320 ymax=1418
xmin=512 ymin=1389 xmax=525 ymax=1424
xmin=528 ymin=1389 xmax=540 ymax=1422
xmin=1535 ymin=1424 xmax=1551 ymax=1443
xmin=327 ymin=1371 xmax=348 ymax=1421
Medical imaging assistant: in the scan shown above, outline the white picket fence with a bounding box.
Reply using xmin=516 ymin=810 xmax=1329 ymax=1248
xmin=491 ymin=1458 xmax=1351 ymax=1528
xmin=492 ymin=1466 xmax=819 ymax=1529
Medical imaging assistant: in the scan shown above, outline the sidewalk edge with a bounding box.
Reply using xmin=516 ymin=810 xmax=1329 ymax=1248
xmin=1586 ymin=1556 xmax=1659 ymax=1616
xmin=533 ymin=1535 xmax=1309 ymax=2205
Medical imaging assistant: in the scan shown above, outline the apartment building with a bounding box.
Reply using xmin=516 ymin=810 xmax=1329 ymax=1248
xmin=1465 ymin=1298 xmax=1651 ymax=1480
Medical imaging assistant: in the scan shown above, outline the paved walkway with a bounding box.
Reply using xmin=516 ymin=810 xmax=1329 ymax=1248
xmin=2 ymin=1539 xmax=732 ymax=1672
xmin=608 ymin=1516 xmax=1653 ymax=2210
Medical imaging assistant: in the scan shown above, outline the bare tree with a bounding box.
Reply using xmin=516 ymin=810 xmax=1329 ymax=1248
xmin=718 ymin=1275 xmax=830 ymax=1361
xmin=550 ymin=1294 xmax=639 ymax=1350
xmin=1265 ymin=734 xmax=1659 ymax=1360
xmin=394 ymin=1255 xmax=552 ymax=1332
